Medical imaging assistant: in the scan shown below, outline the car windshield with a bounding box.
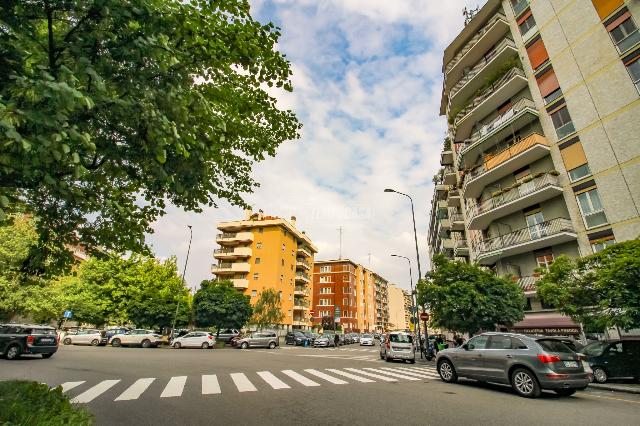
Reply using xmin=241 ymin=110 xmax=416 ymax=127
xmin=536 ymin=339 xmax=574 ymax=353
xmin=362 ymin=334 xmax=372 ymax=338
xmin=304 ymin=333 xmax=314 ymax=337
xmin=582 ymin=341 xmax=608 ymax=356
xmin=390 ymin=334 xmax=412 ymax=343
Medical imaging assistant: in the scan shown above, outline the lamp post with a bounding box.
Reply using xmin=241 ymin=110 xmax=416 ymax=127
xmin=171 ymin=225 xmax=193 ymax=336
xmin=391 ymin=254 xmax=422 ymax=359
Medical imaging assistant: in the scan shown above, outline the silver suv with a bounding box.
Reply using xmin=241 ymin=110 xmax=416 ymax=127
xmin=436 ymin=332 xmax=592 ymax=398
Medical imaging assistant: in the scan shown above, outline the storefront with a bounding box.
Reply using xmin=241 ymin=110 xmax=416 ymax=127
xmin=510 ymin=313 xmax=580 ymax=336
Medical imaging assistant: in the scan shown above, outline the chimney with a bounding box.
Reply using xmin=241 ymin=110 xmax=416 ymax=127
xmin=290 ymin=216 xmax=297 ymax=226
xmin=244 ymin=208 xmax=253 ymax=220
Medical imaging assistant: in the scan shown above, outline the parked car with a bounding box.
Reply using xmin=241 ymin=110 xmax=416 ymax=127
xmin=103 ymin=327 xmax=130 ymax=344
xmin=360 ymin=334 xmax=374 ymax=346
xmin=582 ymin=340 xmax=640 ymax=383
xmin=214 ymin=328 xmax=240 ymax=343
xmin=235 ymin=331 xmax=279 ymax=349
xmin=172 ymin=332 xmax=215 ymax=349
xmin=380 ymin=331 xmax=415 ymax=363
xmin=0 ymin=323 xmax=58 ymax=360
xmin=63 ymin=329 xmax=104 ymax=346
xmin=304 ymin=332 xmax=318 ymax=345
xmin=285 ymin=331 xmax=310 ymax=346
xmin=313 ymin=334 xmax=333 ymax=348
xmin=110 ymin=329 xmax=163 ymax=348
xmin=352 ymin=334 xmax=360 ymax=343
xmin=547 ymin=336 xmax=585 ymax=353
xmin=436 ymin=332 xmax=591 ymax=398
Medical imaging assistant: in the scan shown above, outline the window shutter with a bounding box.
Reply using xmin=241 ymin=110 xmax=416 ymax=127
xmin=526 ymin=37 xmax=549 ymax=70
xmin=536 ymin=68 xmax=560 ymax=97
xmin=591 ymin=0 xmax=624 ymax=20
xmin=517 ymin=10 xmax=532 ymax=26
xmin=560 ymin=142 xmax=588 ymax=171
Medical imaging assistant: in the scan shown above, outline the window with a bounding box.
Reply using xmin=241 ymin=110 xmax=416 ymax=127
xmin=550 ymin=106 xmax=576 ymax=139
xmin=280 ymin=274 xmax=284 ymax=282
xmin=576 ymin=187 xmax=608 ymax=228
xmin=253 ymin=273 xmax=259 ymax=280
xmin=591 ymin=0 xmax=624 ymax=20
xmin=343 ymin=298 xmax=349 ymax=306
xmin=281 ymin=259 xmax=285 ymax=266
xmin=319 ymin=276 xmax=331 ymax=283
xmin=256 ymin=242 xmax=262 ymax=249
xmin=560 ymin=140 xmax=590 ymax=181
xmin=606 ymin=10 xmax=640 ymax=53
xmin=282 ymin=244 xmax=285 ymax=251
xmin=487 ymin=335 xmax=512 ymax=349
xmin=255 ymin=258 xmax=261 ymax=264
xmin=258 ymin=227 xmax=263 ymax=233
xmin=590 ymin=233 xmax=616 ymax=253
xmin=320 ymin=287 xmax=332 ymax=294
xmin=468 ymin=335 xmax=489 ymax=350
xmin=320 ymin=266 xmax=331 ymax=273
xmin=524 ymin=298 xmax=532 ymax=311
xmin=518 ymin=12 xmax=537 ymax=41
xmin=567 ymin=164 xmax=591 ymax=182
xmin=288 ymin=310 xmax=292 ymax=317
xmin=536 ymin=68 xmax=562 ymax=105
xmin=511 ymin=0 xmax=529 ymax=16
xmin=343 ymin=286 xmax=350 ymax=294
xmin=625 ymin=53 xmax=640 ymax=93
xmin=535 ymin=249 xmax=554 ymax=270
xmin=526 ymin=36 xmax=549 ymax=70
xmin=251 ymin=290 xmax=257 ymax=297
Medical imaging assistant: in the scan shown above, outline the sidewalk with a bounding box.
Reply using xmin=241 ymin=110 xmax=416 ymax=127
xmin=589 ymin=382 xmax=640 ymax=395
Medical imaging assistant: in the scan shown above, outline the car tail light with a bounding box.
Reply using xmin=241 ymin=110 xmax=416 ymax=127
xmin=537 ymin=354 xmax=561 ymax=363
xmin=208 ymin=335 xmax=213 ymax=340
xmin=26 ymin=335 xmax=35 ymax=345
xmin=545 ymin=373 xmax=569 ymax=379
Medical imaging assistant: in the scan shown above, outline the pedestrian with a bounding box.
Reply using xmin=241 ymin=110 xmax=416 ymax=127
xmin=334 ymin=333 xmax=339 ymax=349
xmin=455 ymin=335 xmax=464 ymax=347
xmin=434 ymin=334 xmax=444 ymax=354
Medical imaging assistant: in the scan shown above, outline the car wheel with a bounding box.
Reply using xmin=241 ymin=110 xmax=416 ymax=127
xmin=268 ymin=342 xmax=276 ymax=349
xmin=241 ymin=342 xmax=249 ymax=349
xmin=173 ymin=342 xmax=181 ymax=349
xmin=5 ymin=345 xmax=21 ymax=360
xmin=438 ymin=359 xmax=458 ymax=383
xmin=42 ymin=353 xmax=54 ymax=359
xmin=111 ymin=338 xmax=121 ymax=347
xmin=90 ymin=339 xmax=99 ymax=346
xmin=592 ymin=367 xmax=608 ymax=384
xmin=555 ymin=389 xmax=577 ymax=397
xmin=410 ymin=359 xmax=416 ymax=364
xmin=141 ymin=339 xmax=151 ymax=348
xmin=385 ymin=354 xmax=392 ymax=362
xmin=380 ymin=353 xmax=384 ymax=359
xmin=63 ymin=338 xmax=72 ymax=345
xmin=511 ymin=368 xmax=541 ymax=398
xmin=201 ymin=342 xmax=209 ymax=349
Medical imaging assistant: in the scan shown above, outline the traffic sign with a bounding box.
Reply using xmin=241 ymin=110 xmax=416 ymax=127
xmin=334 ymin=306 xmax=341 ymax=318
xmin=63 ymin=310 xmax=73 ymax=319
xmin=309 ymin=309 xmax=315 ymax=316
xmin=419 ymin=312 xmax=429 ymax=321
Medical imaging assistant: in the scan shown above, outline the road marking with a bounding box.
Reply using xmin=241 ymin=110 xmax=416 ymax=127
xmin=160 ymin=376 xmax=187 ymax=398
xmin=344 ymin=368 xmax=398 ymax=382
xmin=363 ymin=368 xmax=420 ymax=380
xmin=202 ymin=375 xmax=221 ymax=395
xmin=326 ymin=369 xmax=375 ymax=383
xmin=257 ymin=371 xmax=290 ymax=389
xmin=304 ymin=369 xmax=348 ymax=384
xmin=582 ymin=392 xmax=640 ymax=404
xmin=281 ymin=370 xmax=321 ymax=387
xmin=115 ymin=378 xmax=155 ymax=401
xmin=383 ymin=368 xmax=437 ymax=379
xmin=71 ymin=380 xmax=120 ymax=403
xmin=59 ymin=381 xmax=85 ymax=393
xmin=402 ymin=366 xmax=440 ymax=376
xmin=230 ymin=373 xmax=257 ymax=392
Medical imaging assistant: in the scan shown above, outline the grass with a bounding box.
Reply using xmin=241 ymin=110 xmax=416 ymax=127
xmin=0 ymin=380 xmax=93 ymax=426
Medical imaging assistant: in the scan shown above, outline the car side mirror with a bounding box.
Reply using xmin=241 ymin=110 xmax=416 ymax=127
xmin=462 ymin=344 xmax=469 ymax=350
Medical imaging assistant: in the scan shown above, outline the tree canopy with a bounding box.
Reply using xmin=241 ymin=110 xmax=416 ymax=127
xmin=537 ymin=240 xmax=640 ymax=332
xmin=249 ymin=288 xmax=284 ymax=329
xmin=417 ymin=255 xmax=525 ymax=335
xmin=193 ymin=280 xmax=252 ymax=337
xmin=0 ymin=0 xmax=301 ymax=271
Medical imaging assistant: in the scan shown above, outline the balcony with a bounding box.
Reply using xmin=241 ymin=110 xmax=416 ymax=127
xmin=216 ymin=232 xmax=254 ymax=245
xmin=447 ymin=189 xmax=461 ymax=207
xmin=458 ymin=98 xmax=539 ymax=169
xmin=293 ymin=302 xmax=309 ymax=311
xmin=293 ymin=320 xmax=309 ymax=326
xmin=442 ymin=238 xmax=454 ymax=250
xmin=439 ymin=219 xmax=451 ymax=235
xmin=437 ymin=200 xmax=449 ymax=212
xmin=462 ymin=133 xmax=551 ymax=199
xmin=295 ymin=272 xmax=311 ymax=283
xmin=231 ymin=278 xmax=249 ymax=290
xmin=294 ymin=286 xmax=309 ymax=296
xmin=440 ymin=150 xmax=454 ymax=166
xmin=443 ymin=166 xmax=458 ymax=185
xmin=517 ymin=276 xmax=540 ymax=293
xmin=211 ymin=262 xmax=251 ymax=275
xmin=296 ymin=258 xmax=311 ymax=270
xmin=454 ymin=239 xmax=469 ymax=257
xmin=297 ymin=245 xmax=313 ymax=258
xmin=213 ymin=246 xmax=252 ymax=260
xmin=450 ymin=212 xmax=465 ymax=231
xmin=449 ymin=38 xmax=518 ymax=109
xmin=453 ymin=67 xmax=529 ymax=141
xmin=472 ymin=217 xmax=577 ymax=265
xmin=467 ymin=173 xmax=563 ymax=230
xmin=445 ymin=13 xmax=510 ymax=79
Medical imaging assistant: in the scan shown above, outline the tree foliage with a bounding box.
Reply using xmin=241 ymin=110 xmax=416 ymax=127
xmin=417 ymin=255 xmax=525 ymax=335
xmin=249 ymin=288 xmax=284 ymax=329
xmin=0 ymin=0 xmax=301 ymax=271
xmin=537 ymin=240 xmax=640 ymax=331
xmin=193 ymin=280 xmax=252 ymax=337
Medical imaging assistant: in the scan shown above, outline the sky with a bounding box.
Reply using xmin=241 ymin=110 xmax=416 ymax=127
xmin=146 ymin=0 xmax=481 ymax=293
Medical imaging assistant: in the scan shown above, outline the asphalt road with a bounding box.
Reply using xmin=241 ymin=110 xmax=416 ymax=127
xmin=1 ymin=343 xmax=639 ymax=426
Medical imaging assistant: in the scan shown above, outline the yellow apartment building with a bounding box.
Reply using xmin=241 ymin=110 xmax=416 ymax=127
xmin=387 ymin=284 xmax=409 ymax=331
xmin=212 ymin=209 xmax=318 ymax=332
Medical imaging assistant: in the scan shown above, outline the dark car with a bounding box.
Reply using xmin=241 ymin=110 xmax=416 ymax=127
xmin=285 ymin=331 xmax=310 ymax=346
xmin=304 ymin=332 xmax=317 ymax=345
xmin=0 ymin=324 xmax=59 ymax=360
xmin=582 ymin=340 xmax=640 ymax=383
xmin=214 ymin=328 xmax=240 ymax=343
xmin=103 ymin=327 xmax=129 ymax=344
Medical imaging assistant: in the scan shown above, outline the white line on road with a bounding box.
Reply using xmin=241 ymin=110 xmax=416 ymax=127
xmin=59 ymin=381 xmax=85 ymax=393
xmin=344 ymin=368 xmax=397 ymax=382
xmin=115 ymin=378 xmax=155 ymax=401
xmin=230 ymin=373 xmax=257 ymax=392
xmin=281 ymin=370 xmax=320 ymax=387
xmin=326 ymin=369 xmax=375 ymax=383
xmin=202 ymin=375 xmax=221 ymax=395
xmin=363 ymin=368 xmax=420 ymax=381
xmin=71 ymin=380 xmax=120 ymax=403
xmin=257 ymin=371 xmax=290 ymax=389
xmin=304 ymin=369 xmax=348 ymax=384
xmin=382 ymin=368 xmax=437 ymax=379
xmin=160 ymin=376 xmax=187 ymax=398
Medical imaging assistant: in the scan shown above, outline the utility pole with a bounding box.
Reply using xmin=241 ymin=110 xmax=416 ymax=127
xmin=171 ymin=225 xmax=192 ymax=336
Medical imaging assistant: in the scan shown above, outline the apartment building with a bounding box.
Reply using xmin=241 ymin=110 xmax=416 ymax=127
xmin=312 ymin=260 xmax=390 ymax=332
xmin=403 ymin=290 xmax=414 ymax=331
xmin=429 ymin=0 xmax=640 ymax=336
xmin=212 ymin=210 xmax=318 ymax=331
xmin=387 ymin=284 xmax=410 ymax=331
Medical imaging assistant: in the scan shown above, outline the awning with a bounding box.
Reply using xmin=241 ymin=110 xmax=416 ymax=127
xmin=511 ymin=313 xmax=579 ymax=335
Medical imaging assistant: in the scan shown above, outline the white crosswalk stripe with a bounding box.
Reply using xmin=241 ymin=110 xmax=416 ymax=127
xmin=402 ymin=366 xmax=440 ymax=377
xmin=115 ymin=378 xmax=155 ymax=401
xmin=202 ymin=375 xmax=221 ymax=395
xmin=380 ymin=368 xmax=435 ymax=379
xmin=71 ymin=380 xmax=120 ymax=403
xmin=231 ymin=373 xmax=257 ymax=392
xmin=304 ymin=369 xmax=348 ymax=384
xmin=160 ymin=376 xmax=187 ymax=398
xmin=60 ymin=381 xmax=85 ymax=393
xmin=257 ymin=371 xmax=290 ymax=389
xmin=281 ymin=370 xmax=321 ymax=387
xmin=362 ymin=368 xmax=420 ymax=381
xmin=344 ymin=367 xmax=398 ymax=382
xmin=326 ymin=368 xmax=375 ymax=383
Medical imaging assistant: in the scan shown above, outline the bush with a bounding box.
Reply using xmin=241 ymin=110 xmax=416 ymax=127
xmin=0 ymin=381 xmax=93 ymax=425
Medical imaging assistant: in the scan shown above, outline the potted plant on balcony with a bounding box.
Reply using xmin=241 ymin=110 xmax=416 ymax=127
xmin=549 ymin=170 xmax=560 ymax=176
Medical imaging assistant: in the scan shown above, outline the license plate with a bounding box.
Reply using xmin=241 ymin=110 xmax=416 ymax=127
xmin=564 ymin=361 xmax=578 ymax=368
xmin=40 ymin=338 xmax=54 ymax=344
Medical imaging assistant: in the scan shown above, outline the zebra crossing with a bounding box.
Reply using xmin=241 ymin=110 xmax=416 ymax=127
xmin=59 ymin=365 xmax=440 ymax=404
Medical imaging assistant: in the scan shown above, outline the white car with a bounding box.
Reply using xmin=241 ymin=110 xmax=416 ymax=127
xmin=110 ymin=329 xmax=163 ymax=348
xmin=360 ymin=334 xmax=374 ymax=346
xmin=172 ymin=332 xmax=215 ymax=349
xmin=63 ymin=329 xmax=104 ymax=346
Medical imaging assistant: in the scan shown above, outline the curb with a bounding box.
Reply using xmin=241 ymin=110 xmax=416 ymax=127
xmin=588 ymin=383 xmax=640 ymax=395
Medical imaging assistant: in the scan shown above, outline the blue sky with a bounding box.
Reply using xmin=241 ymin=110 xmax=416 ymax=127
xmin=146 ymin=0 xmax=480 ymax=291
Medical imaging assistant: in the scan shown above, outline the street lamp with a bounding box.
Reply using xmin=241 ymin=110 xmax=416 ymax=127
xmin=384 ymin=189 xmax=423 ymax=280
xmin=171 ymin=225 xmax=193 ymax=336
xmin=390 ymin=254 xmax=422 ymax=359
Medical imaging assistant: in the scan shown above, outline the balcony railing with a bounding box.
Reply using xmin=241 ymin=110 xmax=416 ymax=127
xmin=296 ymin=272 xmax=310 ymax=281
xmin=449 ymin=38 xmax=516 ymax=100
xmin=472 ymin=218 xmax=575 ymax=258
xmin=466 ymin=98 xmax=536 ymax=147
xmin=467 ymin=173 xmax=560 ymax=220
xmin=445 ymin=13 xmax=507 ymax=74
xmin=213 ymin=248 xmax=234 ymax=254
xmin=450 ymin=213 xmax=464 ymax=223
xmin=517 ymin=275 xmax=540 ymax=292
xmin=217 ymin=232 xmax=236 ymax=239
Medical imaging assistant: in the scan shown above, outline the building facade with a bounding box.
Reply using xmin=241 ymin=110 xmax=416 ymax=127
xmin=429 ymin=0 xmax=640 ymax=336
xmin=387 ymin=284 xmax=409 ymax=331
xmin=212 ymin=210 xmax=318 ymax=331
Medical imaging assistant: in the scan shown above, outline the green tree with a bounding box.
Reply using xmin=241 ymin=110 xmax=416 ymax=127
xmin=193 ymin=280 xmax=252 ymax=338
xmin=250 ymin=288 xmax=284 ymax=329
xmin=417 ymin=255 xmax=526 ymax=336
xmin=1 ymin=0 xmax=301 ymax=271
xmin=537 ymin=240 xmax=640 ymax=331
